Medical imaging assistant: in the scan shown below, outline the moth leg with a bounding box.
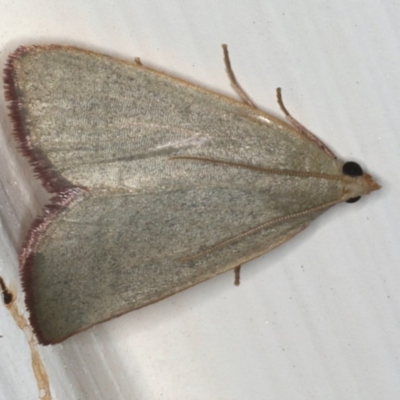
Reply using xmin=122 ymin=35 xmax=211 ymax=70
xmin=0 ymin=278 xmax=51 ymax=396
xmin=234 ymin=265 xmax=241 ymax=286
xmin=276 ymin=88 xmax=336 ymax=159
xmin=222 ymin=44 xmax=257 ymax=108
xmin=134 ymin=57 xmax=143 ymax=66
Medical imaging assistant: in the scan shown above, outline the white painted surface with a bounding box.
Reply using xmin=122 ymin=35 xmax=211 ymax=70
xmin=0 ymin=1 xmax=398 ymax=399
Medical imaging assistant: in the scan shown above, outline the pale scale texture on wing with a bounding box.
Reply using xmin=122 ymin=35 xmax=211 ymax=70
xmin=11 ymin=47 xmax=346 ymax=342
xmin=13 ymin=47 xmax=342 ymax=191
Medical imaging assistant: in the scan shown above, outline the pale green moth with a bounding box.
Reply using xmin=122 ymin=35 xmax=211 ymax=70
xmin=4 ymin=44 xmax=380 ymax=345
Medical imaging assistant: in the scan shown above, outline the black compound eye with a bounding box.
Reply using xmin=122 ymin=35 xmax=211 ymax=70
xmin=343 ymin=161 xmax=363 ymax=177
xmin=346 ymin=196 xmax=361 ymax=204
xmin=343 ymin=161 xmax=363 ymax=203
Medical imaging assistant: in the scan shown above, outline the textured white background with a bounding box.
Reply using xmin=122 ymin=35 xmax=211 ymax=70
xmin=0 ymin=1 xmax=398 ymax=399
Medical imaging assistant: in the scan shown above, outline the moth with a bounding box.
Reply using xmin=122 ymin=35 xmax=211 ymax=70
xmin=4 ymin=44 xmax=380 ymax=344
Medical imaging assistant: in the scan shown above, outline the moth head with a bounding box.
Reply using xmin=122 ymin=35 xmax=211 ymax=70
xmin=342 ymin=161 xmax=381 ymax=203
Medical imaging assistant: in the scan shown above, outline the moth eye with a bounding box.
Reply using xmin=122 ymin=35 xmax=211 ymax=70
xmin=342 ymin=161 xmax=363 ymax=203
xmin=346 ymin=196 xmax=361 ymax=204
xmin=343 ymin=161 xmax=363 ymax=177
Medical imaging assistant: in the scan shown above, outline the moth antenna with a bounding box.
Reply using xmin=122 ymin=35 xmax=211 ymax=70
xmin=170 ymin=156 xmax=343 ymax=180
xmin=276 ymin=88 xmax=336 ymax=159
xmin=222 ymin=44 xmax=257 ymax=108
xmin=180 ymin=199 xmax=341 ymax=262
